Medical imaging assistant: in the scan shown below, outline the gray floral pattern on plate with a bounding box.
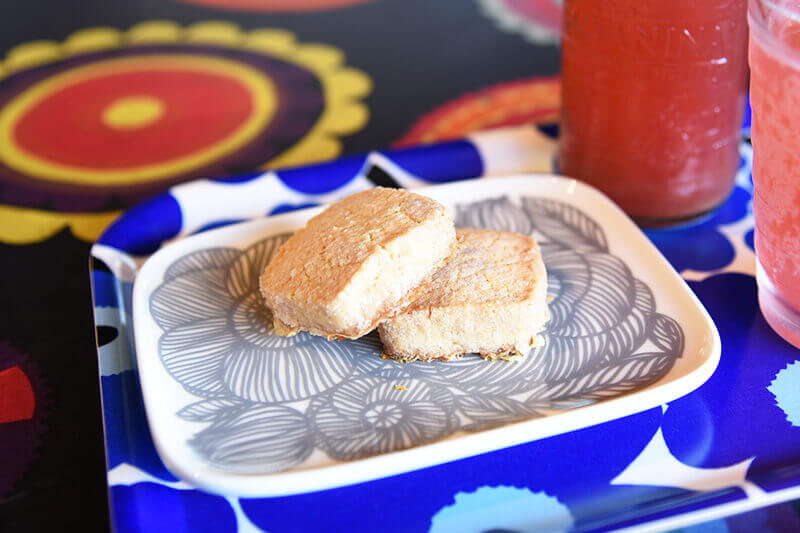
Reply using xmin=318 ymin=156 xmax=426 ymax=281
xmin=149 ymin=196 xmax=684 ymax=472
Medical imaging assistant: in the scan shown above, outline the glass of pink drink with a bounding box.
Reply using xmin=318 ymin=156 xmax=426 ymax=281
xmin=749 ymin=0 xmax=800 ymax=349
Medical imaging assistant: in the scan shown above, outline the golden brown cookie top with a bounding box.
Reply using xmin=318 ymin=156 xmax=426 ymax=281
xmin=261 ymin=187 xmax=450 ymax=306
xmin=405 ymin=228 xmax=544 ymax=311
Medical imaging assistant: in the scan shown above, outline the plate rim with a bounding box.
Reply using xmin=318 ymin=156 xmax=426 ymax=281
xmin=131 ymin=174 xmax=722 ymax=497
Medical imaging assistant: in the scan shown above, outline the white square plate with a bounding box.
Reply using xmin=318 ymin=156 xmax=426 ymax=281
xmin=132 ymin=175 xmax=720 ymax=497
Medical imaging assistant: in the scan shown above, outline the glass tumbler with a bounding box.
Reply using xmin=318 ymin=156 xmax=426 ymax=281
xmin=749 ymin=0 xmax=800 ymax=349
xmin=560 ymin=0 xmax=749 ymax=226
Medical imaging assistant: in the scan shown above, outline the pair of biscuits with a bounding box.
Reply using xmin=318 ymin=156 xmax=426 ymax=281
xmin=259 ymin=188 xmax=547 ymax=362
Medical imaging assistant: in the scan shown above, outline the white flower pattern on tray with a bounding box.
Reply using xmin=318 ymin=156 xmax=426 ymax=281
xmin=150 ymin=196 xmax=685 ymax=472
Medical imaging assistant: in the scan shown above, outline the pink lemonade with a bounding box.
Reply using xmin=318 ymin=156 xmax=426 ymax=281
xmin=749 ymin=0 xmax=800 ymax=348
xmin=560 ymin=0 xmax=748 ymax=225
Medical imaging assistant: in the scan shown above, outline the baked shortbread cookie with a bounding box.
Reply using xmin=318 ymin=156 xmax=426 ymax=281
xmin=378 ymin=228 xmax=548 ymax=361
xmin=259 ymin=188 xmax=457 ymax=340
